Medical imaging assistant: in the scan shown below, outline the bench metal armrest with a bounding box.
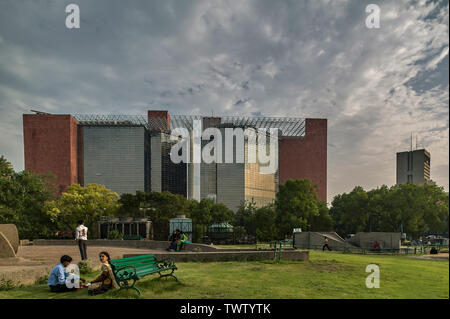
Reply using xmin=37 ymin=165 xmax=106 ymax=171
xmin=157 ymin=258 xmax=176 ymax=269
xmin=113 ymin=265 xmax=138 ymax=281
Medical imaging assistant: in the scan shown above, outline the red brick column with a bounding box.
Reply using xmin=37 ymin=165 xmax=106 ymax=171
xmin=279 ymin=119 xmax=327 ymax=202
xmin=148 ymin=110 xmax=170 ymax=130
xmin=23 ymin=114 xmax=79 ymax=194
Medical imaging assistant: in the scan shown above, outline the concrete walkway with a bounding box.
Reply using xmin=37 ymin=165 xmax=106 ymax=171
xmin=15 ymin=245 xmax=160 ymax=264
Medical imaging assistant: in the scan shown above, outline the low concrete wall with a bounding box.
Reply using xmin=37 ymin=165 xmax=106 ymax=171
xmin=33 ymin=239 xmax=219 ymax=252
xmin=0 ymin=232 xmax=16 ymax=258
xmin=124 ymin=250 xmax=309 ymax=262
xmin=348 ymin=232 xmax=401 ymax=250
xmin=294 ymin=232 xmax=354 ymax=251
xmin=20 ymin=240 xmax=31 ymax=246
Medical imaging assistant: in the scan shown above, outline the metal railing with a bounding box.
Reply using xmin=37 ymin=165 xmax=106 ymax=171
xmin=301 ymin=244 xmax=449 ymax=255
xmin=269 ymin=240 xmax=293 ymax=261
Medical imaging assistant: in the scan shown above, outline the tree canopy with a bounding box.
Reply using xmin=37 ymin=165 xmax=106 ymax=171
xmin=234 ymin=179 xmax=333 ymax=241
xmin=330 ymin=183 xmax=449 ymax=238
xmin=0 ymin=156 xmax=57 ymax=239
xmin=45 ymin=183 xmax=120 ymax=238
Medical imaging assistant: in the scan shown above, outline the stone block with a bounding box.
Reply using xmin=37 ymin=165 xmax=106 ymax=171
xmin=0 ymin=224 xmax=19 ymax=254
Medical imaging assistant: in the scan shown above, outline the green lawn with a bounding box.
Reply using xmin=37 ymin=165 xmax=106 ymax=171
xmin=0 ymin=251 xmax=448 ymax=299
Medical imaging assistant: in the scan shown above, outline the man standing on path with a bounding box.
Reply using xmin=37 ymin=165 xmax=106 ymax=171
xmin=322 ymin=236 xmax=331 ymax=251
xmin=75 ymin=220 xmax=88 ymax=260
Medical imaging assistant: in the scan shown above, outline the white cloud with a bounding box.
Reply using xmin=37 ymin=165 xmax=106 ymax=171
xmin=0 ymin=0 xmax=448 ymax=202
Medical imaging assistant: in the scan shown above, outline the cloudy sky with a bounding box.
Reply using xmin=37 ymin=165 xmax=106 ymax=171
xmin=0 ymin=0 xmax=448 ymax=202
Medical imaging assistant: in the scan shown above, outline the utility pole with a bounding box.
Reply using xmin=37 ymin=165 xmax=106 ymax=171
xmin=410 ymin=132 xmax=413 ymax=152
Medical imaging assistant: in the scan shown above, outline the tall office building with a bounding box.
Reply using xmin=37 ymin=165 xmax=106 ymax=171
xmin=23 ymin=110 xmax=327 ymax=210
xmin=396 ymin=149 xmax=431 ymax=185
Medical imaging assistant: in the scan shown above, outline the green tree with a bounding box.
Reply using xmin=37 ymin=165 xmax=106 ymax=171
xmin=117 ymin=192 xmax=141 ymax=217
xmin=310 ymin=200 xmax=334 ymax=231
xmin=1 ymin=157 xmax=57 ymax=239
xmin=137 ymin=191 xmax=188 ymax=240
xmin=329 ymin=183 xmax=449 ymax=239
xmin=366 ymin=185 xmax=397 ymax=232
xmin=388 ymin=183 xmax=449 ymax=237
xmin=187 ymin=198 xmax=214 ymax=243
xmin=329 ymin=186 xmax=369 ymax=236
xmin=188 ymin=199 xmax=207 ymax=242
xmin=0 ymin=156 xmax=14 ymax=177
xmin=234 ymin=200 xmax=258 ymax=237
xmin=275 ymin=179 xmax=320 ymax=238
xmin=253 ymin=204 xmax=278 ymax=241
xmin=117 ymin=191 xmax=191 ymax=241
xmin=188 ymin=198 xmax=212 ymax=225
xmin=45 ymin=184 xmax=120 ymax=238
xmin=210 ymin=202 xmax=234 ymax=223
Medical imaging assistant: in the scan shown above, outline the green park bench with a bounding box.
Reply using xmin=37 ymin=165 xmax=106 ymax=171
xmin=110 ymin=254 xmax=178 ymax=295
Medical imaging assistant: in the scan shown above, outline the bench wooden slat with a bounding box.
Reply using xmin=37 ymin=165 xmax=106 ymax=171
xmin=112 ymin=258 xmax=157 ymax=267
xmin=111 ymin=254 xmax=157 ymax=264
xmin=113 ymin=260 xmax=157 ymax=268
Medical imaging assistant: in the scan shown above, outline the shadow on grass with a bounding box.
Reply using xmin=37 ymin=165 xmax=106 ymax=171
xmin=98 ymin=276 xmax=184 ymax=299
xmin=138 ymin=276 xmax=183 ymax=292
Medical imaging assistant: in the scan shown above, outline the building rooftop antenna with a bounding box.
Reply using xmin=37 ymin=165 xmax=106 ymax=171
xmin=410 ymin=132 xmax=413 ymax=152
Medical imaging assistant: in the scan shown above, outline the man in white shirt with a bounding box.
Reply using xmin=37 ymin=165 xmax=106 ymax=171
xmin=75 ymin=220 xmax=88 ymax=260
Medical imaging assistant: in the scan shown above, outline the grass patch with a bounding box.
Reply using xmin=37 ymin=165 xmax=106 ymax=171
xmin=34 ymin=275 xmax=49 ymax=285
xmin=77 ymin=261 xmax=93 ymax=274
xmin=0 ymin=251 xmax=447 ymax=299
xmin=0 ymin=278 xmax=18 ymax=291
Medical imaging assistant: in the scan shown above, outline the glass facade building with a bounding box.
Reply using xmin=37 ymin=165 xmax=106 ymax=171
xmin=25 ymin=112 xmax=329 ymax=211
xmin=77 ymin=114 xmax=290 ymax=210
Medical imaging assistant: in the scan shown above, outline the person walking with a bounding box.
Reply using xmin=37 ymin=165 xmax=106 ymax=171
xmin=75 ymin=220 xmax=88 ymax=260
xmin=322 ymin=236 xmax=331 ymax=251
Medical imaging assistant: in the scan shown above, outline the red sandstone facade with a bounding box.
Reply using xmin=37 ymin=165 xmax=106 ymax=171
xmin=148 ymin=110 xmax=170 ymax=130
xmin=23 ymin=114 xmax=79 ymax=193
xmin=279 ymin=119 xmax=327 ymax=202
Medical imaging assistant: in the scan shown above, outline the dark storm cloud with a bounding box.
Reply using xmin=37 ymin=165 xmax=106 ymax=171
xmin=0 ymin=0 xmax=448 ymax=201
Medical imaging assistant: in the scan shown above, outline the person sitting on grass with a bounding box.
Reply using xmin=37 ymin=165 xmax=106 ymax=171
xmin=176 ymin=230 xmax=188 ymax=251
xmin=88 ymin=251 xmax=118 ymax=296
xmin=48 ymin=255 xmax=86 ymax=293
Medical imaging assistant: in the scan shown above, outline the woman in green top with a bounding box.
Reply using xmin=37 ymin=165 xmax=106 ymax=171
xmin=176 ymin=230 xmax=188 ymax=251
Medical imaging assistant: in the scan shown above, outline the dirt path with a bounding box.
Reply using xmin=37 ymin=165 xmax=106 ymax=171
xmin=15 ymin=245 xmax=160 ymax=265
xmin=411 ymin=253 xmax=449 ymax=260
xmin=0 ymin=245 xmax=162 ymax=285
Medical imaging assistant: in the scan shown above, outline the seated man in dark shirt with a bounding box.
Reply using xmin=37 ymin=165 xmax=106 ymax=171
xmin=167 ymin=231 xmax=178 ymax=251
